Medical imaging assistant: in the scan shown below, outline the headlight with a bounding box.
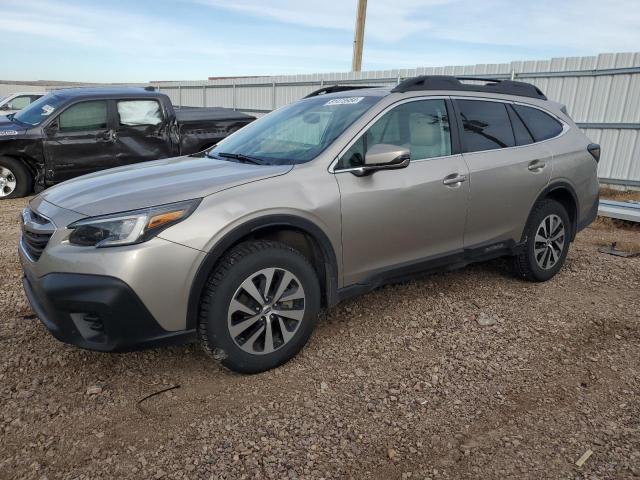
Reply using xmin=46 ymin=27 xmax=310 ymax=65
xmin=68 ymin=199 xmax=201 ymax=248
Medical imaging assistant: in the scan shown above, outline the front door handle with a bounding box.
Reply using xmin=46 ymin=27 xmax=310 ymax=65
xmin=528 ymin=160 xmax=546 ymax=172
xmin=99 ymin=130 xmax=117 ymax=142
xmin=443 ymin=173 xmax=467 ymax=186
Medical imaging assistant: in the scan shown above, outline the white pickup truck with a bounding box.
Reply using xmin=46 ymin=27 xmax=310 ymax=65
xmin=0 ymin=92 xmax=45 ymax=116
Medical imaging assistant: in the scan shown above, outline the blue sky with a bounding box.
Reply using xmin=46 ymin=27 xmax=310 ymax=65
xmin=3 ymin=0 xmax=639 ymax=82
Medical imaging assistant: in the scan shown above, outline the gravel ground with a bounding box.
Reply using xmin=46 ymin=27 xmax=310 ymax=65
xmin=1 ymin=197 xmax=639 ymax=480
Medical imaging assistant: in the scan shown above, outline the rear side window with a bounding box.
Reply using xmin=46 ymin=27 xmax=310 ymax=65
xmin=59 ymin=101 xmax=107 ymax=131
xmin=512 ymin=104 xmax=563 ymax=142
xmin=117 ymin=100 xmax=163 ymax=126
xmin=507 ymin=104 xmax=534 ymax=146
xmin=457 ymin=100 xmax=515 ymax=152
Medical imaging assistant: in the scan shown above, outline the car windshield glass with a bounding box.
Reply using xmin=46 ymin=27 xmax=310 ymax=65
xmin=0 ymin=95 xmax=8 ymax=105
xmin=208 ymin=94 xmax=381 ymax=165
xmin=14 ymin=94 xmax=66 ymax=126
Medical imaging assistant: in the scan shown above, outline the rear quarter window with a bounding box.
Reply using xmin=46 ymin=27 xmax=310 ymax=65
xmin=512 ymin=104 xmax=563 ymax=142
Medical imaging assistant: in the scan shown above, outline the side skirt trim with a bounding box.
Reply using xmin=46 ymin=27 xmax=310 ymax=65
xmin=337 ymin=240 xmax=523 ymax=303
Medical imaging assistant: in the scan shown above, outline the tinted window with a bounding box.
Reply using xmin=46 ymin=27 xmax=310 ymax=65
xmin=59 ymin=101 xmax=108 ymax=131
xmin=512 ymin=104 xmax=563 ymax=142
xmin=457 ymin=100 xmax=514 ymax=152
xmin=118 ymin=100 xmax=163 ymax=126
xmin=507 ymin=104 xmax=534 ymax=146
xmin=337 ymin=99 xmax=451 ymax=169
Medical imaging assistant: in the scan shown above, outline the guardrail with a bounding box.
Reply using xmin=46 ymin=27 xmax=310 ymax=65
xmin=598 ymin=199 xmax=640 ymax=222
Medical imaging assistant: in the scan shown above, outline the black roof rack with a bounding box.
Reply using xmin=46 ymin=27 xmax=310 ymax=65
xmin=391 ymin=75 xmax=547 ymax=100
xmin=304 ymin=85 xmax=379 ymax=98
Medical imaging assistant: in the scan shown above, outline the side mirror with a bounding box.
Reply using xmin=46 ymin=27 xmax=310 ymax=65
xmin=351 ymin=143 xmax=410 ymax=177
xmin=44 ymin=122 xmax=59 ymax=136
xmin=0 ymin=104 xmax=8 ymax=111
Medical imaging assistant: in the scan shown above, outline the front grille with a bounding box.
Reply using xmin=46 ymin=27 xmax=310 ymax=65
xmin=20 ymin=207 xmax=55 ymax=261
xmin=22 ymin=230 xmax=52 ymax=261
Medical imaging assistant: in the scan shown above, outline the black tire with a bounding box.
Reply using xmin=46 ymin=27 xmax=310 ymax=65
xmin=513 ymin=199 xmax=571 ymax=282
xmin=0 ymin=156 xmax=32 ymax=199
xmin=198 ymin=240 xmax=321 ymax=373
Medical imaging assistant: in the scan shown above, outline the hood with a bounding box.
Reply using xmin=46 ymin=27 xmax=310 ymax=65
xmin=39 ymin=155 xmax=292 ymax=217
xmin=0 ymin=116 xmax=27 ymax=139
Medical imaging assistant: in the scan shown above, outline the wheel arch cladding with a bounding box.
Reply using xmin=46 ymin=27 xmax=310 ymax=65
xmin=535 ymin=182 xmax=579 ymax=241
xmin=186 ymin=215 xmax=340 ymax=330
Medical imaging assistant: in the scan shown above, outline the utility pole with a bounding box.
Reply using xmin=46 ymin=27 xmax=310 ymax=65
xmin=351 ymin=0 xmax=367 ymax=72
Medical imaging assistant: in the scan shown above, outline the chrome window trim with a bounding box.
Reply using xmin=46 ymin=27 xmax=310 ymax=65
xmin=329 ymin=95 xmax=452 ymax=174
xmin=329 ymin=94 xmax=570 ymax=173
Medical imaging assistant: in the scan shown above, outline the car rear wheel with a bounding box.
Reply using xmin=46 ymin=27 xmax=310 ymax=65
xmin=513 ymin=199 xmax=571 ymax=282
xmin=198 ymin=240 xmax=321 ymax=373
xmin=0 ymin=157 xmax=32 ymax=199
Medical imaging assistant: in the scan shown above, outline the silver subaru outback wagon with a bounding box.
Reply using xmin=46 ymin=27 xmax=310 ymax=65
xmin=19 ymin=76 xmax=600 ymax=373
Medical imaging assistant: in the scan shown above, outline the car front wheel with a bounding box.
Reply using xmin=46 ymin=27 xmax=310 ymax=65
xmin=0 ymin=157 xmax=32 ymax=199
xmin=198 ymin=240 xmax=321 ymax=373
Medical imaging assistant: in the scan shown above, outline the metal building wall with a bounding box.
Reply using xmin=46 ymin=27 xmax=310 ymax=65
xmin=152 ymin=52 xmax=640 ymax=186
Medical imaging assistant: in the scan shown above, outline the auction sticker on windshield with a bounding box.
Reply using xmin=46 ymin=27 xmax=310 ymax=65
xmin=324 ymin=97 xmax=364 ymax=106
xmin=42 ymin=105 xmax=55 ymax=116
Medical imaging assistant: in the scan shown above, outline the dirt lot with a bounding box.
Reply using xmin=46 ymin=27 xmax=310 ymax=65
xmin=1 ymin=197 xmax=639 ymax=480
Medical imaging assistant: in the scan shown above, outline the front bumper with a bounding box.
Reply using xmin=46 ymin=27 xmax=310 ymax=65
xmin=22 ymin=271 xmax=196 ymax=352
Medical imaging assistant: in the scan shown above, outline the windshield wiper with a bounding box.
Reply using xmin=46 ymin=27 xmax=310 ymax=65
xmin=215 ymin=152 xmax=266 ymax=165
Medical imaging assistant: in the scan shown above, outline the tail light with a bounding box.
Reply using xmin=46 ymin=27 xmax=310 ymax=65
xmin=587 ymin=143 xmax=601 ymax=162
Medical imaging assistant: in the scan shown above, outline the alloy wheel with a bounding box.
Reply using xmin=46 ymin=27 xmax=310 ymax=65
xmin=534 ymin=214 xmax=566 ymax=270
xmin=0 ymin=167 xmax=17 ymax=198
xmin=227 ymin=267 xmax=306 ymax=355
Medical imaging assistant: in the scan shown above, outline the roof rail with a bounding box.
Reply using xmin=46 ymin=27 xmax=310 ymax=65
xmin=391 ymin=75 xmax=547 ymax=100
xmin=304 ymin=85 xmax=379 ymax=98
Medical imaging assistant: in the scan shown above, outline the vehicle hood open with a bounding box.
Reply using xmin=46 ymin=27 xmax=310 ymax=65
xmin=39 ymin=155 xmax=292 ymax=217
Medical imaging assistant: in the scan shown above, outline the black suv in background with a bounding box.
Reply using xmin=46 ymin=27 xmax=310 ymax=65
xmin=0 ymin=88 xmax=254 ymax=198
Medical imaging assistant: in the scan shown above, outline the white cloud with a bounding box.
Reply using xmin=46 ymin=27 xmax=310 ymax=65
xmin=2 ymin=0 xmax=639 ymax=81
xmin=195 ymin=0 xmax=446 ymax=42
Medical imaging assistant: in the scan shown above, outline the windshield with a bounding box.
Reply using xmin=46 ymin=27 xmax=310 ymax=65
xmin=208 ymin=94 xmax=381 ymax=165
xmin=14 ymin=94 xmax=66 ymax=126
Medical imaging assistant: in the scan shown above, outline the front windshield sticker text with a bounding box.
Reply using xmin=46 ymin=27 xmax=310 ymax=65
xmin=324 ymin=97 xmax=364 ymax=106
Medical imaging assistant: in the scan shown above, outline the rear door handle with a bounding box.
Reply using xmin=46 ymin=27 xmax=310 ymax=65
xmin=528 ymin=160 xmax=546 ymax=172
xmin=443 ymin=173 xmax=467 ymax=186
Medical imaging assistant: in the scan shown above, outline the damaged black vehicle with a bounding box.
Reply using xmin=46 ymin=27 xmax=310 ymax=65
xmin=0 ymin=87 xmax=255 ymax=198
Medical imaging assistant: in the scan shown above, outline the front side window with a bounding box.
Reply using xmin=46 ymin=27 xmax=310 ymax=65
xmin=457 ymin=100 xmax=515 ymax=152
xmin=336 ymin=99 xmax=452 ymax=170
xmin=58 ymin=101 xmax=108 ymax=132
xmin=512 ymin=104 xmax=563 ymax=142
xmin=208 ymin=94 xmax=381 ymax=165
xmin=118 ymin=100 xmax=163 ymax=126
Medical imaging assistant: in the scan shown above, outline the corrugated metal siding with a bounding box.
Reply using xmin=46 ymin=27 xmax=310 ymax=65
xmin=152 ymin=52 xmax=640 ymax=185
xmin=0 ymin=84 xmax=48 ymax=97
